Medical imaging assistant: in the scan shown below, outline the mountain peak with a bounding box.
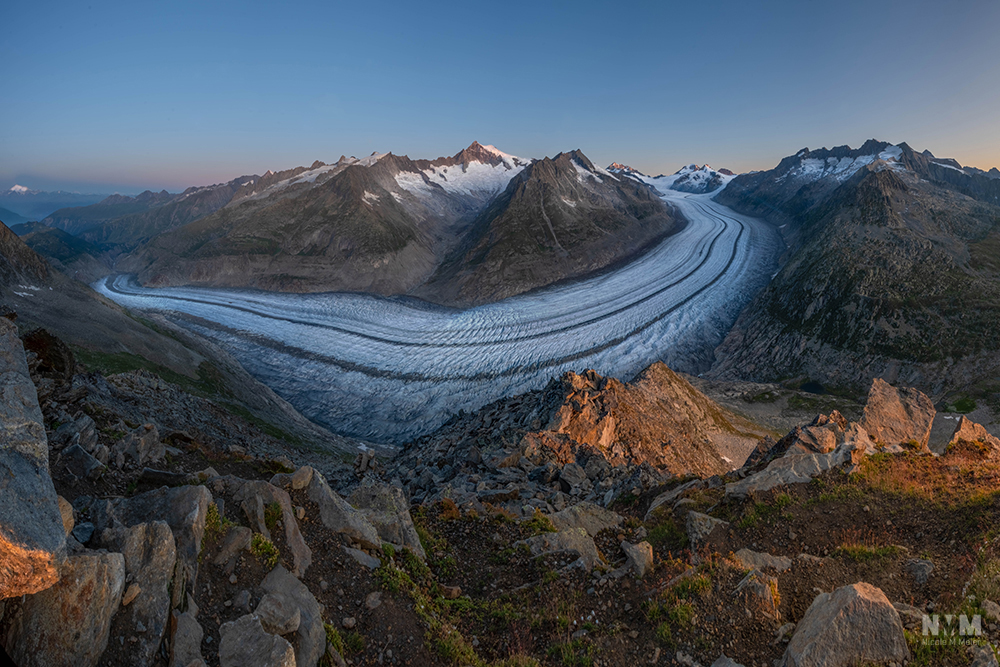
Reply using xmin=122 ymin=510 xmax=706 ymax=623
xmin=9 ymin=185 xmax=32 ymax=194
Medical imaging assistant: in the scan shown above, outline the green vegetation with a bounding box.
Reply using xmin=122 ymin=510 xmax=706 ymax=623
xmin=546 ymin=639 xmax=594 ymax=666
xmin=645 ymin=516 xmax=689 ymax=551
xmin=946 ymin=396 xmax=977 ymax=413
xmin=323 ymin=623 xmax=365 ymax=662
xmin=522 ymin=509 xmax=557 ymax=536
xmin=250 ymin=533 xmax=279 ymax=569
xmin=264 ymin=502 xmax=282 ymax=532
xmin=204 ymin=503 xmax=234 ymax=537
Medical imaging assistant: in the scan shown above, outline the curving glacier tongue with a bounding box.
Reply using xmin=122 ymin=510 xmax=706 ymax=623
xmin=96 ymin=190 xmax=780 ymax=445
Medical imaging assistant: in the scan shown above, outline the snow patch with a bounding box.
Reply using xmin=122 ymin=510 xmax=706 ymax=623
xmin=560 ymin=197 xmax=578 ymax=208
xmin=573 ymin=160 xmax=602 ymax=183
xmin=933 ymin=161 xmax=967 ymax=174
xmin=9 ymin=185 xmax=30 ymax=194
xmin=363 ymin=191 xmax=381 ymax=203
xmin=421 ymin=160 xmax=526 ymax=197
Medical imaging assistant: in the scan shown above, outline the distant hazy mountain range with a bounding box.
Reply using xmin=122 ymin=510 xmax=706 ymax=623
xmin=0 ymin=185 xmax=109 ymax=221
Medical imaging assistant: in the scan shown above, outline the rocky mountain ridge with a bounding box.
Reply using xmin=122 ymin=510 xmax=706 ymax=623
xmin=709 ymin=141 xmax=1000 ymax=410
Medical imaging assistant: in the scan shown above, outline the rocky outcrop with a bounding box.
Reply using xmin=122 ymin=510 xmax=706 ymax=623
xmin=349 ymin=480 xmax=425 ymax=560
xmin=781 ymin=582 xmax=909 ymax=667
xmin=518 ymin=527 xmax=604 ymax=571
xmin=231 ymin=479 xmax=312 ymax=577
xmin=0 ymin=318 xmax=65 ymax=598
xmin=305 ymin=470 xmax=381 ymax=549
xmin=858 ymin=379 xmax=935 ymax=450
xmin=3 ymin=550 xmax=126 ymax=667
xmin=949 ymin=416 xmax=1000 ymax=458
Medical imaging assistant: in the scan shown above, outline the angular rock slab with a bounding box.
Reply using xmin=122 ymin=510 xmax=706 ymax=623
xmin=620 ymin=540 xmax=654 ymax=578
xmin=219 ymin=614 xmax=296 ymax=667
xmin=859 ymin=378 xmax=935 ymax=450
xmin=549 ymin=501 xmax=623 ymax=537
xmin=4 ymin=550 xmax=125 ymax=667
xmin=726 ymin=443 xmax=863 ymax=498
xmin=169 ymin=595 xmax=204 ymax=667
xmin=349 ymin=480 xmax=425 ymax=560
xmin=306 ymin=471 xmax=380 ymax=549
xmin=782 ymin=582 xmax=910 ymax=667
xmin=0 ymin=318 xmax=65 ymax=598
xmin=103 ymin=521 xmax=178 ymax=667
xmin=260 ymin=565 xmax=324 ymax=667
xmin=735 ymin=569 xmax=780 ymax=621
xmin=950 ymin=416 xmax=1000 ymax=457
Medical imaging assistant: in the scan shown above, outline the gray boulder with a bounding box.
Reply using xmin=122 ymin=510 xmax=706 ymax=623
xmin=260 ymin=565 xmax=324 ymax=667
xmin=620 ymin=540 xmax=654 ymax=578
xmin=0 ymin=319 xmax=65 ymax=597
xmin=549 ymin=502 xmax=622 ymax=537
xmin=256 ymin=592 xmax=301 ymax=635
xmin=218 ymin=614 xmax=296 ymax=667
xmin=349 ymin=480 xmax=426 ymax=560
xmin=269 ymin=466 xmax=314 ymax=490
xmin=4 ymin=550 xmax=125 ymax=667
xmin=170 ymin=594 xmax=204 ymax=667
xmin=782 ymin=582 xmax=910 ymax=667
xmin=518 ymin=527 xmax=603 ymax=570
xmin=644 ymin=479 xmax=705 ymax=521
xmin=734 ymin=569 xmax=780 ymax=621
xmin=734 ymin=548 xmax=792 ymax=573
xmin=726 ymin=442 xmax=864 ymax=498
xmin=306 ymin=471 xmax=380 ymax=549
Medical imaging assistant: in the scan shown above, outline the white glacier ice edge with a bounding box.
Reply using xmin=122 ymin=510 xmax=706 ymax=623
xmin=95 ymin=189 xmax=781 ymax=445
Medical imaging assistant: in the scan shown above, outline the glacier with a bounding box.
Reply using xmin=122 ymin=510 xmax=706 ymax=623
xmin=95 ymin=188 xmax=781 ymax=445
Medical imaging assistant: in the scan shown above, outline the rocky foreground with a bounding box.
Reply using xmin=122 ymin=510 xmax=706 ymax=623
xmin=2 ymin=319 xmax=1000 ymax=667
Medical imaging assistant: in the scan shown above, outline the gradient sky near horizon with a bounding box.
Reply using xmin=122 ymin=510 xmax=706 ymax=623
xmin=3 ymin=0 xmax=1000 ymax=194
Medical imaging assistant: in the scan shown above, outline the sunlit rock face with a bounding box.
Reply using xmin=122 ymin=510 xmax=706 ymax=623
xmin=0 ymin=317 xmax=65 ymax=598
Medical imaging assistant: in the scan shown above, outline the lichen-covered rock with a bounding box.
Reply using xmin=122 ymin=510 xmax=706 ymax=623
xmin=782 ymin=582 xmax=910 ymax=667
xmin=113 ymin=422 xmax=165 ymax=467
xmin=349 ymin=480 xmax=425 ymax=560
xmin=0 ymin=318 xmax=65 ymax=598
xmin=858 ymin=378 xmax=935 ymax=450
xmin=734 ymin=549 xmax=792 ymax=573
xmin=726 ymin=443 xmax=864 ymax=498
xmin=735 ymin=569 xmax=780 ymax=621
xmin=169 ymin=595 xmax=204 ymax=667
xmin=620 ymin=540 xmax=654 ymax=578
xmin=256 ymin=592 xmax=301 ymax=636
xmin=3 ymin=550 xmax=125 ymax=667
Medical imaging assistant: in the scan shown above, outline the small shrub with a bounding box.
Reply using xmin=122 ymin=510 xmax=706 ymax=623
xmin=831 ymin=543 xmax=902 ymax=562
xmin=439 ymin=498 xmax=461 ymax=521
xmin=523 ymin=509 xmax=557 ymax=536
xmin=205 ymin=503 xmax=234 ymax=537
xmin=668 ymin=601 xmax=695 ymax=625
xmin=250 ymin=533 xmax=279 ymax=569
xmin=654 ymin=621 xmax=673 ymax=646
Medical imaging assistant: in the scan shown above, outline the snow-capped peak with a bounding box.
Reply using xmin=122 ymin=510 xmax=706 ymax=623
xmin=9 ymin=185 xmax=31 ymax=194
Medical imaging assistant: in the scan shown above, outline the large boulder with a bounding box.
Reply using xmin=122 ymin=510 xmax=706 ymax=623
xmin=858 ymin=378 xmax=935 ymax=450
xmin=517 ymin=527 xmax=604 ymax=571
xmin=100 ymin=521 xmax=177 ymax=667
xmin=781 ymin=582 xmax=910 ymax=667
xmin=3 ymin=550 xmax=125 ymax=667
xmin=548 ymin=502 xmax=622 ymax=537
xmin=0 ymin=319 xmax=65 ymax=598
xmin=218 ymin=614 xmax=296 ymax=667
xmin=349 ymin=480 xmax=425 ymax=560
xmin=260 ymin=565 xmax=324 ymax=667
xmin=306 ymin=472 xmax=381 ymax=549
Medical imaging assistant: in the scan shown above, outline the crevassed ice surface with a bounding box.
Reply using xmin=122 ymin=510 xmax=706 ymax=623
xmin=96 ymin=189 xmax=781 ymax=445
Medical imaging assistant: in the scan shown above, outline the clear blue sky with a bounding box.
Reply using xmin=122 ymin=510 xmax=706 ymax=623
xmin=3 ymin=0 xmax=999 ymax=193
